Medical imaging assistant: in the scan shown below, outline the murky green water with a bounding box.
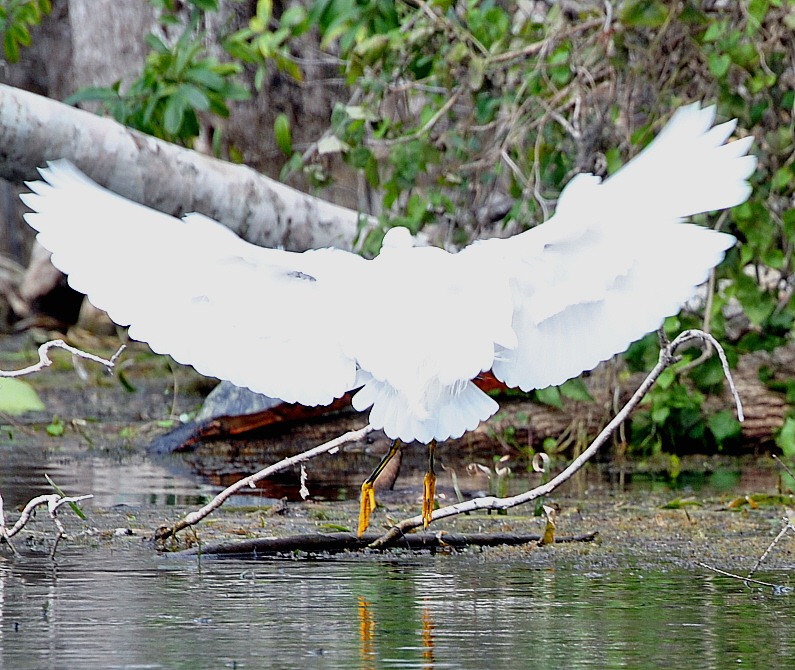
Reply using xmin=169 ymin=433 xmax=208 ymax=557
xmin=2 ymin=425 xmax=792 ymax=669
xmin=1 ymin=548 xmax=792 ymax=670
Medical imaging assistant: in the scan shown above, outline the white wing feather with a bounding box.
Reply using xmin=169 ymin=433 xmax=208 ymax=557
xmin=22 ymin=160 xmax=363 ymax=406
xmin=465 ymin=103 xmax=755 ymax=391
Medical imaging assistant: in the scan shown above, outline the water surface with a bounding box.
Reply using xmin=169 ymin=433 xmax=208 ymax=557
xmin=1 ymin=548 xmax=791 ymax=669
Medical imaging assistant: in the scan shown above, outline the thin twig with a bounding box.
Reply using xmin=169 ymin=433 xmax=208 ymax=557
xmin=374 ymin=88 xmax=463 ymax=148
xmin=0 ymin=491 xmax=93 ymax=558
xmin=370 ymin=330 xmax=742 ymax=548
xmin=697 ymin=562 xmax=784 ymax=590
xmin=0 ymin=339 xmax=124 ymax=378
xmin=2 ymin=493 xmax=93 ymax=538
xmin=745 ymin=514 xmax=795 ymax=579
xmin=156 ymin=424 xmax=374 ymax=542
xmin=772 ymin=453 xmax=795 ymax=481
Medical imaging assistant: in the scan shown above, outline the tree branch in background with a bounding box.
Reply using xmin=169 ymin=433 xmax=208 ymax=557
xmin=0 ymin=339 xmax=122 ymax=557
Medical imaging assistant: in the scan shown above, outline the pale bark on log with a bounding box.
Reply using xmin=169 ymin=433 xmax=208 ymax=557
xmin=0 ymin=84 xmax=368 ymax=251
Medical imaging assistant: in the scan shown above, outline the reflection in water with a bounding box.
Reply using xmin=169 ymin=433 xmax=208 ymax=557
xmin=358 ymin=596 xmax=376 ymax=669
xmin=421 ymin=602 xmax=435 ymax=667
xmin=1 ymin=547 xmax=792 ymax=669
xmin=0 ymin=439 xmax=216 ymax=509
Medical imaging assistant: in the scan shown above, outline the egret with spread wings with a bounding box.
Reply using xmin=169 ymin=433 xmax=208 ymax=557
xmin=21 ymin=103 xmax=755 ymax=534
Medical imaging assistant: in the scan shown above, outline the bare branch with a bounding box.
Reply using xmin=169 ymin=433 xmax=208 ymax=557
xmin=369 ymin=330 xmax=743 ymax=548
xmin=0 ymin=491 xmax=93 ymax=558
xmin=696 ymin=562 xmax=784 ymax=590
xmin=0 ymin=339 xmax=124 ymax=378
xmin=745 ymin=513 xmax=795 ymax=580
xmin=156 ymin=424 xmax=374 ymax=542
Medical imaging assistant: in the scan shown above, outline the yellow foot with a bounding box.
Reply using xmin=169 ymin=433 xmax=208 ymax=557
xmin=422 ymin=471 xmax=437 ymax=529
xmin=358 ymin=481 xmax=378 ymax=537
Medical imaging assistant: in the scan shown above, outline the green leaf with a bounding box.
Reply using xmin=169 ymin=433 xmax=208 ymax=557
xmin=185 ymin=66 xmax=226 ymax=90
xmin=145 ymin=32 xmax=170 ymax=54
xmin=620 ymin=0 xmax=668 ymax=28
xmin=256 ymin=0 xmax=272 ymax=26
xmin=163 ymin=95 xmax=186 ymax=135
xmin=46 ymin=416 xmax=65 ymax=437
xmin=747 ymin=0 xmax=770 ymax=27
xmin=651 ymin=405 xmax=670 ymax=424
xmin=559 ymin=378 xmax=594 ymax=403
xmin=656 ymin=367 xmax=676 ymax=390
xmin=64 ymin=86 xmax=121 ymax=106
xmin=701 ymin=21 xmax=725 ymax=42
xmin=364 ymin=152 xmax=380 ymax=188
xmin=534 ymin=386 xmax=562 ymax=409
xmin=176 ymin=83 xmax=210 ymax=111
xmin=0 ymin=378 xmax=45 ymax=415
xmin=777 ymin=417 xmax=795 ymax=458
xmin=772 ymin=166 xmax=793 ymax=192
xmin=190 ymin=0 xmax=218 ymax=10
xmin=273 ymin=113 xmax=292 ymax=154
xmin=45 ymin=473 xmax=88 ymax=520
xmin=280 ymin=6 xmax=308 ymax=31
xmin=3 ymin=30 xmax=19 ymax=62
xmin=707 ymin=410 xmax=742 ymax=444
xmin=708 ymin=53 xmax=731 ymax=78
xmin=604 ymin=147 xmax=623 ymax=175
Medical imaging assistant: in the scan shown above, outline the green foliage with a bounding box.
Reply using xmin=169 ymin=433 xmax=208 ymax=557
xmin=0 ymin=0 xmax=49 ymax=62
xmin=46 ymin=415 xmax=64 ymax=437
xmin=45 ymin=473 xmax=88 ymax=520
xmin=66 ymin=3 xmax=248 ymax=146
xmin=0 ymin=377 xmax=45 ymax=415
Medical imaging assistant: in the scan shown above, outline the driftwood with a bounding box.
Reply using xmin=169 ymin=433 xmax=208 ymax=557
xmin=175 ymin=531 xmax=599 ymax=557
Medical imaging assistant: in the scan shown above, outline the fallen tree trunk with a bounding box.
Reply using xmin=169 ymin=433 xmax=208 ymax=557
xmin=0 ymin=84 xmax=368 ymax=251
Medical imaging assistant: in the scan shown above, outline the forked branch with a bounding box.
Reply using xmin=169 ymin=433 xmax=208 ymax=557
xmin=0 ymin=339 xmax=124 ymax=378
xmin=0 ymin=492 xmax=93 ymax=558
xmin=155 ymin=424 xmax=374 ymax=543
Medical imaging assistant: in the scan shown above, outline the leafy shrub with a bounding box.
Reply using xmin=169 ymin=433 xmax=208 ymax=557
xmin=0 ymin=0 xmax=50 ymax=63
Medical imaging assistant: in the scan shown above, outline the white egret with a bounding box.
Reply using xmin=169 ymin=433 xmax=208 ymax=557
xmin=21 ymin=103 xmax=755 ymax=534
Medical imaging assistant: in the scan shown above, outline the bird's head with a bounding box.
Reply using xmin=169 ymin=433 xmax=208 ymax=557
xmin=381 ymin=226 xmax=414 ymax=251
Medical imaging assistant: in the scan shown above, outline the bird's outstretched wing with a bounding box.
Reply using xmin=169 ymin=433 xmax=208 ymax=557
xmin=21 ymin=161 xmax=364 ymax=406
xmin=463 ymin=103 xmax=756 ymax=391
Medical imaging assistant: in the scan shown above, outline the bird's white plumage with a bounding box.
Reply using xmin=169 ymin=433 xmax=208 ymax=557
xmin=21 ymin=103 xmax=756 ymax=444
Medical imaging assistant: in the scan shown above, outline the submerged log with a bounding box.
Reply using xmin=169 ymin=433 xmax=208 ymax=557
xmin=173 ymin=530 xmax=599 ymax=557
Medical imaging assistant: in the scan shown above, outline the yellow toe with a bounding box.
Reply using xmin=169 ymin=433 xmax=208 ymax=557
xmin=358 ymin=481 xmax=377 ymax=536
xmin=422 ymin=472 xmax=437 ymax=529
